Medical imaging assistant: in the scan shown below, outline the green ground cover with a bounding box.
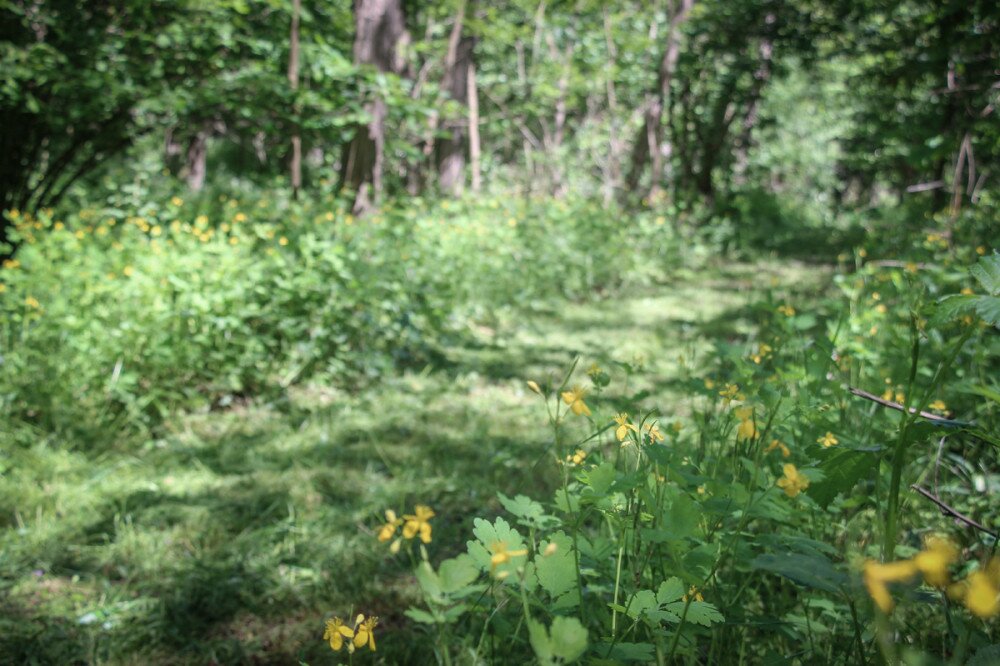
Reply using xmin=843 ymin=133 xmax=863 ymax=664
xmin=1 ymin=259 xmax=796 ymax=663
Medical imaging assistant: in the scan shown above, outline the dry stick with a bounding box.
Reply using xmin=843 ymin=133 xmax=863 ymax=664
xmin=847 ymin=386 xmax=951 ymax=423
xmin=910 ymin=484 xmax=997 ymax=538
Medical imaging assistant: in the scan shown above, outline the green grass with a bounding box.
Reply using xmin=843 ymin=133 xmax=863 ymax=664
xmin=0 ymin=259 xmax=826 ymax=664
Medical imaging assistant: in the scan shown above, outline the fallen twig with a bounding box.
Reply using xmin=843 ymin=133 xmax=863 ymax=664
xmin=848 ymin=386 xmax=950 ymax=423
xmin=910 ymin=484 xmax=997 ymax=538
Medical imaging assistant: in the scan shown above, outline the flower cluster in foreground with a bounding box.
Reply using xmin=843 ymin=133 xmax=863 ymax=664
xmin=863 ymin=537 xmax=1000 ymax=618
xmin=324 ymin=614 xmax=379 ymax=653
xmin=378 ymin=504 xmax=435 ymax=553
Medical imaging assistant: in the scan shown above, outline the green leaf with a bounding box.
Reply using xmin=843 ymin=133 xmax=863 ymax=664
xmin=467 ymin=517 xmax=527 ymax=575
xmin=809 ymin=448 xmax=873 ymax=507
xmin=534 ymin=532 xmax=578 ymax=603
xmin=751 ymin=552 xmax=848 ymax=594
xmin=973 ymin=295 xmax=1000 ymax=327
xmin=667 ymin=600 xmax=724 ymax=627
xmin=599 ymin=642 xmax=656 ymax=661
xmin=439 ymin=554 xmax=479 ymax=594
xmin=529 ymin=616 xmax=588 ymax=665
xmin=549 ymin=616 xmax=588 ymax=663
xmin=625 ymin=590 xmax=658 ymax=620
xmin=581 ymin=462 xmax=616 ymax=496
xmin=656 ymin=578 xmax=686 ymax=605
xmin=970 ymin=254 xmax=1000 ymax=295
xmin=498 ymin=492 xmax=559 ymax=530
xmin=403 ymin=608 xmax=439 ymax=624
xmin=930 ymin=294 xmax=976 ymax=326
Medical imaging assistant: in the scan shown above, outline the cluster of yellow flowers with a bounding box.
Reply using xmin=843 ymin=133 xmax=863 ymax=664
xmin=719 ymin=383 xmax=744 ymax=406
xmin=751 ymin=342 xmax=773 ymax=365
xmin=323 ymin=614 xmax=378 ymax=653
xmin=816 ymin=432 xmax=838 ymax=448
xmin=377 ymin=505 xmax=434 ymax=554
xmin=734 ymin=407 xmax=758 ymax=441
xmin=561 ymin=386 xmax=591 ymax=416
xmin=864 ymin=537 xmax=1000 ymax=618
xmin=776 ymin=464 xmax=809 ymax=497
xmin=777 ymin=304 xmax=796 ymax=317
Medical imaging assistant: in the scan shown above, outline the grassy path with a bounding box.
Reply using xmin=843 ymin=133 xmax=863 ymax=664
xmin=0 ymin=260 xmax=819 ymax=664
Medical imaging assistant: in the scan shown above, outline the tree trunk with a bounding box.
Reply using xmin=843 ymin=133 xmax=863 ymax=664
xmin=436 ymin=1 xmax=474 ymax=194
xmin=625 ymin=0 xmax=694 ymax=201
xmin=732 ymin=15 xmax=775 ymax=187
xmin=185 ymin=128 xmax=208 ymax=192
xmin=288 ymin=0 xmax=302 ymax=199
xmin=340 ymin=0 xmax=409 ymax=214
xmin=468 ymin=62 xmax=481 ymax=193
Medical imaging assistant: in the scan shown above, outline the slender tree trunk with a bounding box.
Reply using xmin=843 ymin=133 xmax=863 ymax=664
xmin=625 ymin=0 xmax=694 ymax=201
xmin=436 ymin=0 xmax=474 ymax=194
xmin=185 ymin=128 xmax=208 ymax=192
xmin=602 ymin=7 xmax=622 ymax=205
xmin=733 ymin=15 xmax=774 ymax=187
xmin=340 ymin=0 xmax=409 ymax=214
xmin=468 ymin=62 xmax=481 ymax=193
xmin=288 ymin=0 xmax=302 ymax=199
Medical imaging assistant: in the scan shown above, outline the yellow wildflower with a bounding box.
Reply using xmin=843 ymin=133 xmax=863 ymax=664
xmin=765 ymin=439 xmax=791 ymax=458
xmin=377 ymin=509 xmax=403 ymax=545
xmin=234 ymin=212 xmax=247 ymax=223
xmin=561 ymin=386 xmax=591 ymax=416
xmin=643 ymin=422 xmax=665 ymax=443
xmin=279 ymin=236 xmax=288 ymax=246
xmin=170 ymin=196 xmax=183 ymax=207
xmin=543 ymin=542 xmax=558 ymax=557
xmin=913 ymin=536 xmax=958 ymax=588
xmin=123 ymin=265 xmax=134 ymax=277
xmin=975 ymin=246 xmax=986 ymax=256
xmin=613 ymin=413 xmax=638 ymax=442
xmin=682 ymin=586 xmax=704 ymax=602
xmin=776 ymin=463 xmax=809 ymax=498
xmin=353 ymin=614 xmax=378 ymax=652
xmin=777 ymin=304 xmax=796 ymax=317
xmin=402 ymin=505 xmax=434 ymax=543
xmin=817 ymin=432 xmax=838 ymax=448
xmin=323 ymin=617 xmax=355 ymax=651
xmin=704 ymin=378 xmax=715 ymax=390
xmin=964 ymin=571 xmax=1000 ymax=618
xmin=734 ymin=407 xmax=758 ymax=440
xmin=864 ymin=560 xmax=919 ymax=613
xmin=719 ymin=384 xmax=741 ymax=406
xmin=565 ymin=449 xmax=587 ymax=466
xmin=24 ymin=296 xmax=40 ymax=309
xmin=489 ymin=541 xmax=528 ymax=571
xmin=928 ymin=400 xmax=947 ymax=412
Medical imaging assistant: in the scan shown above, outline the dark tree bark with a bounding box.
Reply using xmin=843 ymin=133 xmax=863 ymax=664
xmin=184 ymin=128 xmax=209 ymax=192
xmin=288 ymin=0 xmax=302 ymax=199
xmin=340 ymin=0 xmax=409 ymax=214
xmin=435 ymin=0 xmax=474 ymax=194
